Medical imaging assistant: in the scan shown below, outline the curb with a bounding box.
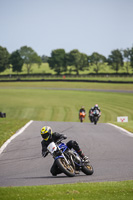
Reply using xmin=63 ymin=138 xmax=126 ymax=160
xmin=107 ymin=123 xmax=133 ymax=137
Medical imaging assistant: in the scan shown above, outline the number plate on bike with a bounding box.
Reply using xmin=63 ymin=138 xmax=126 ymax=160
xmin=47 ymin=142 xmax=57 ymax=153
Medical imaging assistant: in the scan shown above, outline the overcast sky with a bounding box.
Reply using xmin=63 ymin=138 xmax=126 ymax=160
xmin=0 ymin=0 xmax=133 ymax=57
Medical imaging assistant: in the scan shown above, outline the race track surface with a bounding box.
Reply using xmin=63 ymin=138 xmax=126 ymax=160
xmin=0 ymin=121 xmax=133 ymax=187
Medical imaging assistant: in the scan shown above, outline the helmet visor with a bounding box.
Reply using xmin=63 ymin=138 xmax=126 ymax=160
xmin=42 ymin=132 xmax=49 ymax=139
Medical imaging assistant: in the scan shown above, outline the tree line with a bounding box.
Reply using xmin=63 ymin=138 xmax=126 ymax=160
xmin=0 ymin=45 xmax=133 ymax=75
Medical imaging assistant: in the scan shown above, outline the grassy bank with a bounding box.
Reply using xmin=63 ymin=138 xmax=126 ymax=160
xmin=0 ymin=181 xmax=133 ymax=200
xmin=0 ymin=81 xmax=133 ymax=90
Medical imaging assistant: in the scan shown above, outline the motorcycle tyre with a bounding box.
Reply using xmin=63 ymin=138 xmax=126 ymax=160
xmin=79 ymin=117 xmax=83 ymax=123
xmin=81 ymin=164 xmax=94 ymax=175
xmin=94 ymin=117 xmax=97 ymax=125
xmin=56 ymin=158 xmax=75 ymax=177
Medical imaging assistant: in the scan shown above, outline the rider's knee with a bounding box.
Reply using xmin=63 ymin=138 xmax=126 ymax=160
xmin=66 ymin=140 xmax=79 ymax=150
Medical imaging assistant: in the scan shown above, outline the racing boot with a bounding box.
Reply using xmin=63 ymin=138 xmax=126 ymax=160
xmin=82 ymin=156 xmax=90 ymax=163
xmin=77 ymin=150 xmax=89 ymax=163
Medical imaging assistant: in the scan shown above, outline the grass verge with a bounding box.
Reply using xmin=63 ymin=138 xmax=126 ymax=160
xmin=0 ymin=118 xmax=28 ymax=147
xmin=0 ymin=181 xmax=133 ymax=200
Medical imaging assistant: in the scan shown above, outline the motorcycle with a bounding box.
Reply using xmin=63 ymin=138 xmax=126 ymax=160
xmin=79 ymin=112 xmax=86 ymax=123
xmin=47 ymin=139 xmax=94 ymax=177
xmin=89 ymin=110 xmax=100 ymax=125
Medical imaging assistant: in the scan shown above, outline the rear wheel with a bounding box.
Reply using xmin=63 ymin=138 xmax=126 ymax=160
xmin=81 ymin=164 xmax=94 ymax=175
xmin=56 ymin=158 xmax=75 ymax=177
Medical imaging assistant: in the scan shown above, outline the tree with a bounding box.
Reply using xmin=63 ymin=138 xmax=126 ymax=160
xmin=41 ymin=55 xmax=48 ymax=63
xmin=9 ymin=50 xmax=24 ymax=74
xmin=123 ymin=48 xmax=131 ymax=73
xmin=48 ymin=49 xmax=67 ymax=75
xmin=0 ymin=46 xmax=10 ymax=73
xmin=67 ymin=49 xmax=89 ymax=75
xmin=107 ymin=49 xmax=123 ymax=73
xmin=19 ymin=46 xmax=42 ymax=74
xmin=80 ymin=53 xmax=89 ymax=71
xmin=129 ymin=47 xmax=133 ymax=73
xmin=89 ymin=52 xmax=106 ymax=73
xmin=67 ymin=49 xmax=81 ymax=75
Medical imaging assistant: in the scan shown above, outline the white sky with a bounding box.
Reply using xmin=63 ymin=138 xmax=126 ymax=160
xmin=0 ymin=0 xmax=133 ymax=57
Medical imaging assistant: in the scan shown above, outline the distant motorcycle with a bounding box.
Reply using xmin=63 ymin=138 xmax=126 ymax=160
xmin=47 ymin=139 xmax=94 ymax=177
xmin=79 ymin=112 xmax=86 ymax=123
xmin=89 ymin=110 xmax=101 ymax=125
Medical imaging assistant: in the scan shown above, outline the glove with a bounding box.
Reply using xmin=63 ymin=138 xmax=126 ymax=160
xmin=62 ymin=135 xmax=67 ymax=140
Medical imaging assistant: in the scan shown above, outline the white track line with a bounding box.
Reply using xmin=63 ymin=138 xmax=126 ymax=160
xmin=108 ymin=123 xmax=133 ymax=137
xmin=0 ymin=120 xmax=33 ymax=154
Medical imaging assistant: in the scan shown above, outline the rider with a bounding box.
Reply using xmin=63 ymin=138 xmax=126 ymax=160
xmin=40 ymin=126 xmax=89 ymax=176
xmin=93 ymin=104 xmax=101 ymax=113
xmin=79 ymin=106 xmax=86 ymax=114
xmin=89 ymin=104 xmax=101 ymax=122
xmin=79 ymin=106 xmax=86 ymax=119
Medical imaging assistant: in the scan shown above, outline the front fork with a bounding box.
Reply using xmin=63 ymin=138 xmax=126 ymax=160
xmin=54 ymin=150 xmax=70 ymax=166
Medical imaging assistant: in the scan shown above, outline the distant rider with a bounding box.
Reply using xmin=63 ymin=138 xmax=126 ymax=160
xmin=40 ymin=126 xmax=89 ymax=176
xmin=79 ymin=106 xmax=86 ymax=114
xmin=79 ymin=106 xmax=86 ymax=119
xmin=89 ymin=104 xmax=101 ymax=122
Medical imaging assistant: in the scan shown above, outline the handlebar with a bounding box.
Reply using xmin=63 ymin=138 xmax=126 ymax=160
xmin=56 ymin=138 xmax=66 ymax=144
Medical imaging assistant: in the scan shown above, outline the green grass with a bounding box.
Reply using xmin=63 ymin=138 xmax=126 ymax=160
xmin=0 ymin=118 xmax=28 ymax=147
xmin=0 ymin=81 xmax=133 ymax=90
xmin=0 ymin=88 xmax=133 ymax=122
xmin=1 ymin=63 xmax=54 ymax=75
xmin=0 ymin=181 xmax=133 ymax=200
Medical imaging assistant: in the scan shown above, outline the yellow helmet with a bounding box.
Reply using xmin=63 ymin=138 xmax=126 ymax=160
xmin=40 ymin=126 xmax=52 ymax=141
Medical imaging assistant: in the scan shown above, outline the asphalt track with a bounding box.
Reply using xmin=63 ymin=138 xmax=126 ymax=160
xmin=0 ymin=121 xmax=133 ymax=187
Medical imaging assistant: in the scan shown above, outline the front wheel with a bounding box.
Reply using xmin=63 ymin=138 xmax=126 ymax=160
xmin=80 ymin=117 xmax=83 ymax=122
xmin=56 ymin=157 xmax=75 ymax=177
xmin=94 ymin=117 xmax=98 ymax=125
xmin=81 ymin=164 xmax=94 ymax=175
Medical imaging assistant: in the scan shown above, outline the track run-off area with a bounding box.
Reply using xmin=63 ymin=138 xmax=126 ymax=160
xmin=0 ymin=121 xmax=133 ymax=187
